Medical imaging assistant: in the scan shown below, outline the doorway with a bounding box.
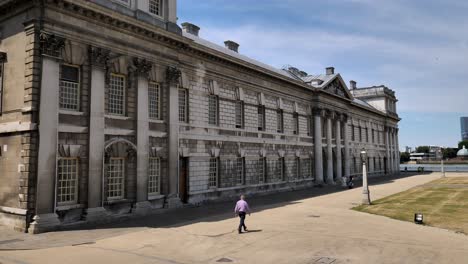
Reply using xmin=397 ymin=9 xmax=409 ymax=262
xmin=179 ymin=157 xmax=189 ymax=203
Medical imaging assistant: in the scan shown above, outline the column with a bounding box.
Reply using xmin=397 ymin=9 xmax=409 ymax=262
xmin=389 ymin=129 xmax=394 ymax=174
xmin=343 ymin=115 xmax=351 ymax=186
xmin=326 ymin=111 xmax=334 ymax=184
xmin=335 ymin=115 xmax=342 ymax=183
xmin=385 ymin=127 xmax=390 ymax=175
xmin=134 ymin=59 xmax=153 ymax=213
xmin=30 ymin=55 xmax=61 ymax=233
xmin=30 ymin=33 xmax=65 ymax=233
xmin=394 ymin=129 xmax=400 ymax=173
xmin=313 ymin=108 xmax=324 ymax=184
xmin=86 ymin=47 xmax=109 ymax=221
xmin=166 ymin=66 xmax=181 ymax=207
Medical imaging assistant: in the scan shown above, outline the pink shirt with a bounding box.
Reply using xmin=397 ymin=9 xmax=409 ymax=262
xmin=234 ymin=200 xmax=251 ymax=214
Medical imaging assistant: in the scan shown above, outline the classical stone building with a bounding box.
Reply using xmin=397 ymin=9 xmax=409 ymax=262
xmin=0 ymin=0 xmax=400 ymax=233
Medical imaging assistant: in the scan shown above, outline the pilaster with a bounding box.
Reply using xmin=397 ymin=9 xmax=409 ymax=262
xmin=313 ymin=107 xmax=324 ymax=184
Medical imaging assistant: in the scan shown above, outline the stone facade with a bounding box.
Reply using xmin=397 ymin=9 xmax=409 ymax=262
xmin=0 ymin=0 xmax=400 ymax=233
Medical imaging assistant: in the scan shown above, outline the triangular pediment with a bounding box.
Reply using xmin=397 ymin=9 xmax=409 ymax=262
xmin=322 ymin=76 xmax=353 ymax=100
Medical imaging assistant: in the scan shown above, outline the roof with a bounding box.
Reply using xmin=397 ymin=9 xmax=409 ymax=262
xmin=182 ymin=31 xmax=292 ymax=79
xmin=182 ymin=30 xmax=392 ymax=117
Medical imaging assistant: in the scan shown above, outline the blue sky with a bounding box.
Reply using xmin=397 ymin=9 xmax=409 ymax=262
xmin=178 ymin=0 xmax=468 ymax=149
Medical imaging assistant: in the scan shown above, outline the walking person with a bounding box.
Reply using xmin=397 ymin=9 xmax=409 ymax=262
xmin=234 ymin=195 xmax=251 ymax=234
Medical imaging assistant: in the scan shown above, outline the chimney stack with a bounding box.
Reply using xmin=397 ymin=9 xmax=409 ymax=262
xmin=224 ymin=40 xmax=239 ymax=53
xmin=326 ymin=67 xmax=335 ymax=75
xmin=181 ymin=22 xmax=200 ymax=37
xmin=350 ymin=80 xmax=357 ymax=90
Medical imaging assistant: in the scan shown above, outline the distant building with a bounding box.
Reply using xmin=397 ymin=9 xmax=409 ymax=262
xmin=410 ymin=152 xmax=436 ymax=161
xmin=461 ymin=117 xmax=468 ymax=141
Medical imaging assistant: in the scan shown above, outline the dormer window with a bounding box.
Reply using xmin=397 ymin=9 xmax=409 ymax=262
xmin=149 ymin=0 xmax=163 ymax=17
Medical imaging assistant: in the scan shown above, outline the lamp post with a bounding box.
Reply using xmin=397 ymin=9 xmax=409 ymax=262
xmin=361 ymin=149 xmax=371 ymax=205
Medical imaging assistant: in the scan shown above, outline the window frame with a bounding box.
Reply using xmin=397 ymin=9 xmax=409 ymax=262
xmin=236 ymin=157 xmax=245 ymax=185
xmin=280 ymin=157 xmax=286 ymax=181
xmin=148 ymin=0 xmax=163 ymax=17
xmin=258 ymin=105 xmax=265 ymax=131
xmin=208 ymin=94 xmax=219 ymax=126
xmin=59 ymin=64 xmax=81 ymax=111
xmin=148 ymin=82 xmax=161 ymax=120
xmin=108 ymin=73 xmax=127 ymax=116
xmin=56 ymin=157 xmax=79 ymax=206
xmin=293 ymin=112 xmax=299 ymax=135
xmin=106 ymin=157 xmax=126 ymax=200
xmin=178 ymin=88 xmax=189 ymax=123
xmin=259 ymin=157 xmax=267 ymax=183
xmin=208 ymin=157 xmax=219 ymax=188
xmin=277 ymin=109 xmax=284 ymax=133
xmin=148 ymin=157 xmax=161 ymax=195
xmin=235 ymin=100 xmax=244 ymax=129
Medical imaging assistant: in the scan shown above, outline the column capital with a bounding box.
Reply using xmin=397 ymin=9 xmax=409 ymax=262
xmin=166 ymin=66 xmax=181 ymax=84
xmin=89 ymin=46 xmax=110 ymax=68
xmin=133 ymin=58 xmax=153 ymax=78
xmin=312 ymin=107 xmax=323 ymax=116
xmin=40 ymin=32 xmax=65 ymax=59
xmin=325 ymin=109 xmax=336 ymax=119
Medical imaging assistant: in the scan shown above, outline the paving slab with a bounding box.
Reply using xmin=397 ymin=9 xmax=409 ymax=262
xmin=1 ymin=172 xmax=467 ymax=264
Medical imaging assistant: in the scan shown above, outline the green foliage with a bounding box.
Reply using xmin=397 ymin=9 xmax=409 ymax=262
xmin=458 ymin=140 xmax=468 ymax=150
xmin=400 ymin=152 xmax=410 ymax=163
xmin=442 ymin=148 xmax=458 ymax=159
xmin=415 ymin=146 xmax=430 ymax=153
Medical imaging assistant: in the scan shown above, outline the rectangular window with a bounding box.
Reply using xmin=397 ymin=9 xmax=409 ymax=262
xmin=371 ymin=129 xmax=375 ymax=143
xmin=108 ymin=74 xmax=126 ymax=115
xmin=149 ymin=0 xmax=163 ymax=16
xmin=235 ymin=101 xmax=244 ymax=128
xmin=280 ymin=157 xmax=285 ymax=181
xmin=107 ymin=158 xmax=125 ymax=200
xmin=359 ymin=127 xmax=362 ymax=142
xmin=148 ymin=82 xmax=161 ymax=120
xmin=208 ymin=158 xmax=218 ymax=188
xmin=236 ymin=157 xmax=245 ymax=185
xmin=307 ymin=117 xmax=311 ymax=136
xmin=295 ymin=157 xmax=300 ymax=179
xmin=57 ymin=158 xmax=79 ymax=205
xmin=277 ymin=110 xmax=283 ymax=133
xmin=208 ymin=95 xmax=218 ymax=125
xmin=301 ymin=158 xmax=312 ymax=178
xmin=351 ymin=125 xmax=355 ymax=141
xmin=59 ymin=65 xmax=80 ymax=111
xmin=293 ymin=113 xmax=299 ymax=135
xmin=178 ymin=88 xmax=188 ymax=122
xmin=148 ymin=157 xmax=161 ymax=195
xmin=258 ymin=106 xmax=265 ymax=131
xmin=259 ymin=157 xmax=266 ymax=183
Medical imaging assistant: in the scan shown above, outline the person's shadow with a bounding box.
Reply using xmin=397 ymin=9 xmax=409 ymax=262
xmin=244 ymin=229 xmax=262 ymax=233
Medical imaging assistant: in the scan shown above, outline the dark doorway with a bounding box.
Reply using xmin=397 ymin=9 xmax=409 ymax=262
xmin=179 ymin=157 xmax=189 ymax=203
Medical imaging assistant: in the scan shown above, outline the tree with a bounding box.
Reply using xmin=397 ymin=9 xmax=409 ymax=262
xmin=415 ymin=146 xmax=430 ymax=153
xmin=442 ymin=148 xmax=458 ymax=159
xmin=458 ymin=140 xmax=468 ymax=150
xmin=400 ymin=152 xmax=410 ymax=163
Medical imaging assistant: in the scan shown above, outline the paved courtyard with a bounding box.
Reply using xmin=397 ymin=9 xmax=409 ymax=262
xmin=1 ymin=172 xmax=468 ymax=264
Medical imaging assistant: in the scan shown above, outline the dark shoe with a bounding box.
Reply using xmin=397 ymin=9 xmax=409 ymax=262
xmin=244 ymin=228 xmax=249 ymax=232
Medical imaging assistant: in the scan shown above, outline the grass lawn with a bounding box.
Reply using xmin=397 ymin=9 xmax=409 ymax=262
xmin=353 ymin=176 xmax=468 ymax=234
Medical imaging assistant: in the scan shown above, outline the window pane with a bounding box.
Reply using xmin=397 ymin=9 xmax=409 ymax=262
xmin=235 ymin=101 xmax=243 ymax=128
xmin=149 ymin=0 xmax=162 ymax=16
xmin=107 ymin=158 xmax=125 ymax=199
xmin=108 ymin=74 xmax=126 ymax=115
xmin=178 ymin=89 xmax=188 ymax=122
xmin=57 ymin=158 xmax=79 ymax=205
xmin=148 ymin=82 xmax=161 ymax=119
xmin=258 ymin=106 xmax=264 ymax=131
xmin=208 ymin=95 xmax=218 ymax=125
xmin=236 ymin=158 xmax=244 ymax=185
xmin=209 ymin=158 xmax=218 ymax=188
xmin=59 ymin=65 xmax=80 ymax=111
xmin=148 ymin=158 xmax=160 ymax=195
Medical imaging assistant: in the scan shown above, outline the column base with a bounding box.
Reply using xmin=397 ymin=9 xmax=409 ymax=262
xmin=314 ymin=180 xmax=325 ymax=187
xmin=85 ymin=207 xmax=108 ymax=223
xmin=326 ymin=179 xmax=336 ymax=185
xmin=29 ymin=213 xmax=60 ymax=234
xmin=341 ymin=177 xmax=348 ymax=187
xmin=166 ymin=197 xmax=184 ymax=208
xmin=132 ymin=201 xmax=152 ymax=215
